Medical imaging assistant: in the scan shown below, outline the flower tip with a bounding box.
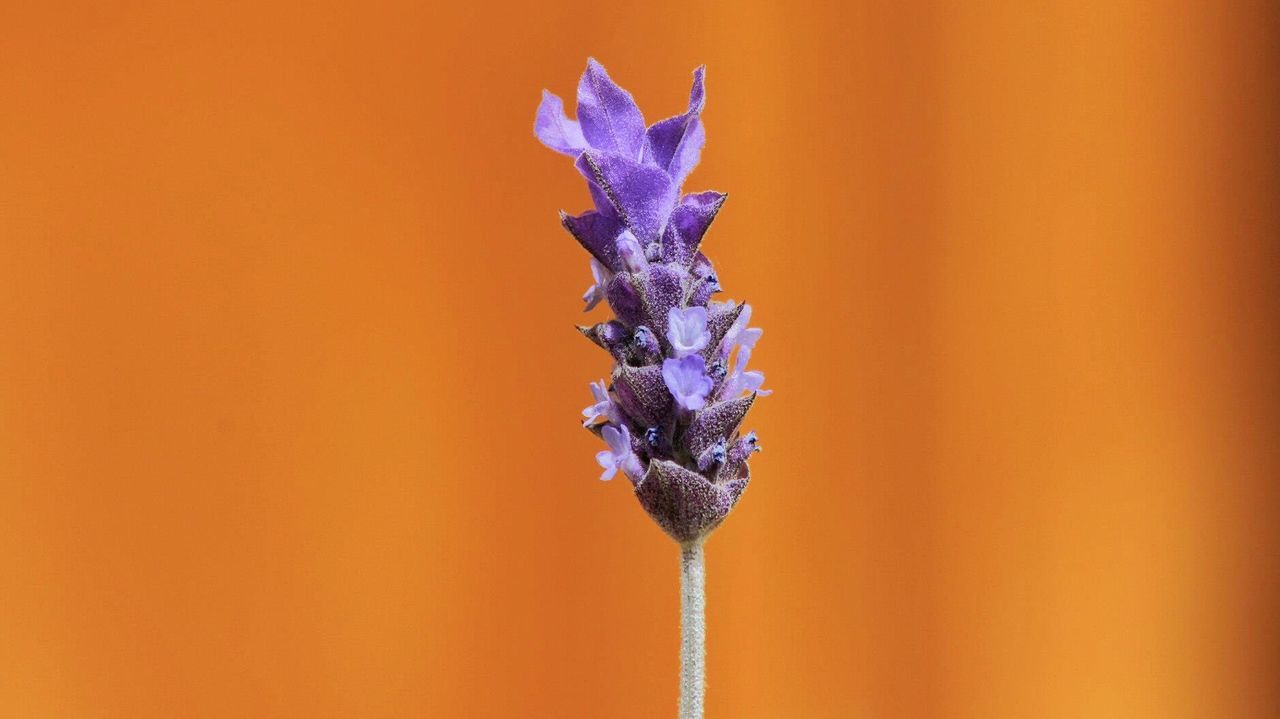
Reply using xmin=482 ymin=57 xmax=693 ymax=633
xmin=584 ymin=57 xmax=611 ymax=79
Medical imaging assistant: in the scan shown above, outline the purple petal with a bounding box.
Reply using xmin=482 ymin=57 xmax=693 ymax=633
xmin=667 ymin=305 xmax=710 ymax=357
xmin=596 ymin=450 xmax=618 ymax=481
xmin=534 ymin=90 xmax=588 ymax=157
xmin=576 ymin=58 xmax=646 ymax=160
xmin=582 ymin=380 xmax=613 ymax=425
xmin=576 ymin=151 xmax=678 ymax=244
xmin=741 ymin=370 xmax=770 ymax=395
xmin=718 ymin=344 xmax=768 ymax=399
xmin=662 ymin=192 xmax=727 ymax=266
xmin=662 ymin=354 xmax=714 ymax=411
xmin=590 ymin=379 xmax=609 ymax=404
xmin=643 ymin=67 xmax=707 ymax=185
xmin=682 ymin=66 xmax=707 ymax=114
xmin=590 ymin=258 xmax=610 ymax=286
xmin=644 ymin=115 xmax=698 ymax=176
xmin=603 ymin=424 xmax=631 ymax=455
xmin=582 ymin=400 xmax=611 ymax=425
xmin=667 ymin=120 xmax=705 ymax=185
xmin=561 ymin=210 xmax=624 ymax=271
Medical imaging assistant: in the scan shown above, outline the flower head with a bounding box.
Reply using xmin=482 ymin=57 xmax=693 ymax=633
xmin=536 ymin=60 xmax=769 ymax=544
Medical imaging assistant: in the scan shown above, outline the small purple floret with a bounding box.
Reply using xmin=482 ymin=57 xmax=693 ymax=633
xmin=616 ymin=230 xmax=647 ymax=272
xmin=722 ymin=345 xmax=770 ymax=399
xmin=663 ymin=354 xmax=715 ymax=411
xmin=582 ymin=258 xmax=611 ymax=311
xmin=597 ymin=424 xmax=642 ymax=482
xmin=667 ymin=306 xmax=710 ymax=357
xmin=582 ymin=379 xmax=614 ymax=426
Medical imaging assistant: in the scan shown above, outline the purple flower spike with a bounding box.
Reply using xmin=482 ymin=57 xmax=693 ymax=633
xmin=663 ymin=354 xmax=715 ymax=412
xmin=536 ymin=60 xmax=768 ymax=545
xmin=667 ymin=306 xmax=710 ymax=357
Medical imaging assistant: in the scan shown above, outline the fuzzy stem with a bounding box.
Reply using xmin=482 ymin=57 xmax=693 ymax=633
xmin=679 ymin=541 xmax=706 ymax=719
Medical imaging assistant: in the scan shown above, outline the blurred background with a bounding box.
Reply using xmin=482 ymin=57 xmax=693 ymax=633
xmin=2 ymin=1 xmax=1277 ymax=717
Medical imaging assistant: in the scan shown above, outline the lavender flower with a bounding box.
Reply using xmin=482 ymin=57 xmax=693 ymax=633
xmin=597 ymin=424 xmax=644 ymax=482
xmin=535 ymin=58 xmax=767 ymax=546
xmin=582 ymin=379 xmax=614 ymax=426
xmin=663 ymin=355 xmax=715 ymax=411
xmin=720 ymin=345 xmax=771 ymax=399
xmin=537 ymin=59 xmax=770 ymax=719
xmin=667 ymin=306 xmax=710 ymax=357
xmin=582 ymin=259 xmax=611 ymax=311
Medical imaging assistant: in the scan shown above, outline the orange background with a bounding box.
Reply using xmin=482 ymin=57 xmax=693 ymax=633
xmin=2 ymin=1 xmax=1277 ymax=717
